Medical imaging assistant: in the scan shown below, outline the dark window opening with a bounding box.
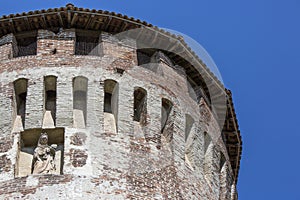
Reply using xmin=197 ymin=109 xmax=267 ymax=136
xmin=14 ymin=79 xmax=28 ymax=126
xmin=137 ymin=50 xmax=152 ymax=66
xmin=220 ymin=153 xmax=226 ymax=173
xmin=134 ymin=88 xmax=147 ymax=124
xmin=161 ymin=98 xmax=173 ymax=133
xmin=137 ymin=49 xmax=174 ymax=66
xmin=17 ymin=92 xmax=27 ymax=125
xmin=104 ymin=93 xmax=112 ymax=113
xmin=14 ymin=33 xmax=37 ymax=57
xmin=103 ymin=80 xmax=118 ymax=113
xmin=116 ymin=68 xmax=125 ymax=75
xmin=75 ymin=32 xmax=101 ymax=56
xmin=45 ymin=90 xmax=56 ymax=121
xmin=44 ymin=76 xmax=57 ymax=125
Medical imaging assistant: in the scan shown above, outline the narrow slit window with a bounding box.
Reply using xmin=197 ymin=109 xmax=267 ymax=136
xmin=220 ymin=152 xmax=226 ymax=173
xmin=44 ymin=76 xmax=57 ymax=125
xmin=161 ymin=98 xmax=173 ymax=133
xmin=160 ymin=98 xmax=174 ymax=144
xmin=73 ymin=77 xmax=88 ymax=126
xmin=185 ymin=114 xmax=194 ymax=142
xmin=104 ymin=79 xmax=118 ymax=132
xmin=14 ymin=78 xmax=28 ymax=126
xmin=184 ymin=114 xmax=195 ymax=169
xmin=104 ymin=93 xmax=112 ymax=113
xmin=219 ymin=152 xmax=230 ymax=200
xmin=133 ymin=87 xmax=147 ymax=124
xmin=204 ymin=132 xmax=212 ymax=158
xmin=104 ymin=80 xmax=118 ymax=114
xmin=204 ymin=132 xmax=214 ymax=181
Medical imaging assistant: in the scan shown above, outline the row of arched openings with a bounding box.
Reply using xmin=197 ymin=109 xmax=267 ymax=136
xmin=184 ymin=114 xmax=231 ymax=198
xmin=13 ymin=77 xmax=174 ymax=133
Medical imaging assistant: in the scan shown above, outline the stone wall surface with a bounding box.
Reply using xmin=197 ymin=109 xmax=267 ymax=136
xmin=0 ymin=30 xmax=237 ymax=200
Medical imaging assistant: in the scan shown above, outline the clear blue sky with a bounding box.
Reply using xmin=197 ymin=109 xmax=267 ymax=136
xmin=1 ymin=1 xmax=300 ymax=199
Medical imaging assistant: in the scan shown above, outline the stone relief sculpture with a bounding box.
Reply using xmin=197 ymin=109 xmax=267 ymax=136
xmin=32 ymin=132 xmax=57 ymax=174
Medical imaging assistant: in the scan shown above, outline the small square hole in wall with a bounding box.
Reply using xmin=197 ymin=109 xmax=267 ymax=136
xmin=115 ymin=68 xmax=125 ymax=75
xmin=16 ymin=128 xmax=64 ymax=177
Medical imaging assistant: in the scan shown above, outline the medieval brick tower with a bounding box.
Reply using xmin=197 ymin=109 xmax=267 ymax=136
xmin=0 ymin=4 xmax=242 ymax=200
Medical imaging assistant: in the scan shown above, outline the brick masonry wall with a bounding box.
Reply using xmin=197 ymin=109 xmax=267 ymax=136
xmin=0 ymin=30 xmax=236 ymax=199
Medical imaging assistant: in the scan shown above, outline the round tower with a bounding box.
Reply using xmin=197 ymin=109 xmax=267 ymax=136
xmin=0 ymin=4 xmax=242 ymax=200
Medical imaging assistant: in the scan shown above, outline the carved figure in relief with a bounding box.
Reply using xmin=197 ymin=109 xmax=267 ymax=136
xmin=32 ymin=132 xmax=57 ymax=174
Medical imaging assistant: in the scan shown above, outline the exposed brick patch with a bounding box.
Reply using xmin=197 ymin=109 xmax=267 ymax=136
xmin=126 ymin=165 xmax=184 ymax=199
xmin=0 ymin=174 xmax=73 ymax=196
xmin=38 ymin=174 xmax=73 ymax=186
xmin=0 ymin=82 xmax=14 ymax=96
xmin=0 ymin=155 xmax=11 ymax=172
xmin=0 ymin=177 xmax=31 ymax=195
xmin=70 ymin=132 xmax=87 ymax=146
xmin=0 ymin=135 xmax=13 ymax=153
xmin=102 ymin=164 xmax=122 ymax=174
xmin=130 ymin=141 xmax=151 ymax=153
xmin=110 ymin=51 xmax=136 ymax=71
xmin=69 ymin=148 xmax=88 ymax=167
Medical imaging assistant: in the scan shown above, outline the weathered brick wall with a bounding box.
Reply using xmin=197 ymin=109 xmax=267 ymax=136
xmin=25 ymin=77 xmax=44 ymax=129
xmin=37 ymin=29 xmax=75 ymax=57
xmin=0 ymin=30 xmax=236 ymax=199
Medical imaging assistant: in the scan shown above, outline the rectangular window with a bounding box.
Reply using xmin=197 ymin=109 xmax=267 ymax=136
xmin=75 ymin=31 xmax=101 ymax=56
xmin=14 ymin=32 xmax=37 ymax=57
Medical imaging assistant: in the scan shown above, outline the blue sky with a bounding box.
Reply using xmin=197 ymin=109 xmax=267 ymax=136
xmin=1 ymin=1 xmax=300 ymax=199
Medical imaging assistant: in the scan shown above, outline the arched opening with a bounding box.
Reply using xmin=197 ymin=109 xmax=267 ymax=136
xmin=44 ymin=76 xmax=57 ymax=125
xmin=161 ymin=98 xmax=173 ymax=133
xmin=104 ymin=79 xmax=118 ymax=132
xmin=219 ymin=153 xmax=231 ymax=200
xmin=133 ymin=87 xmax=147 ymax=125
xmin=14 ymin=78 xmax=28 ymax=126
xmin=204 ymin=132 xmax=213 ymax=179
xmin=204 ymin=132 xmax=221 ymax=190
xmin=161 ymin=98 xmax=173 ymax=143
xmin=184 ymin=114 xmax=195 ymax=169
xmin=220 ymin=152 xmax=226 ymax=173
xmin=204 ymin=132 xmax=212 ymax=155
xmin=73 ymin=76 xmax=88 ymax=127
xmin=185 ymin=114 xmax=194 ymax=142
